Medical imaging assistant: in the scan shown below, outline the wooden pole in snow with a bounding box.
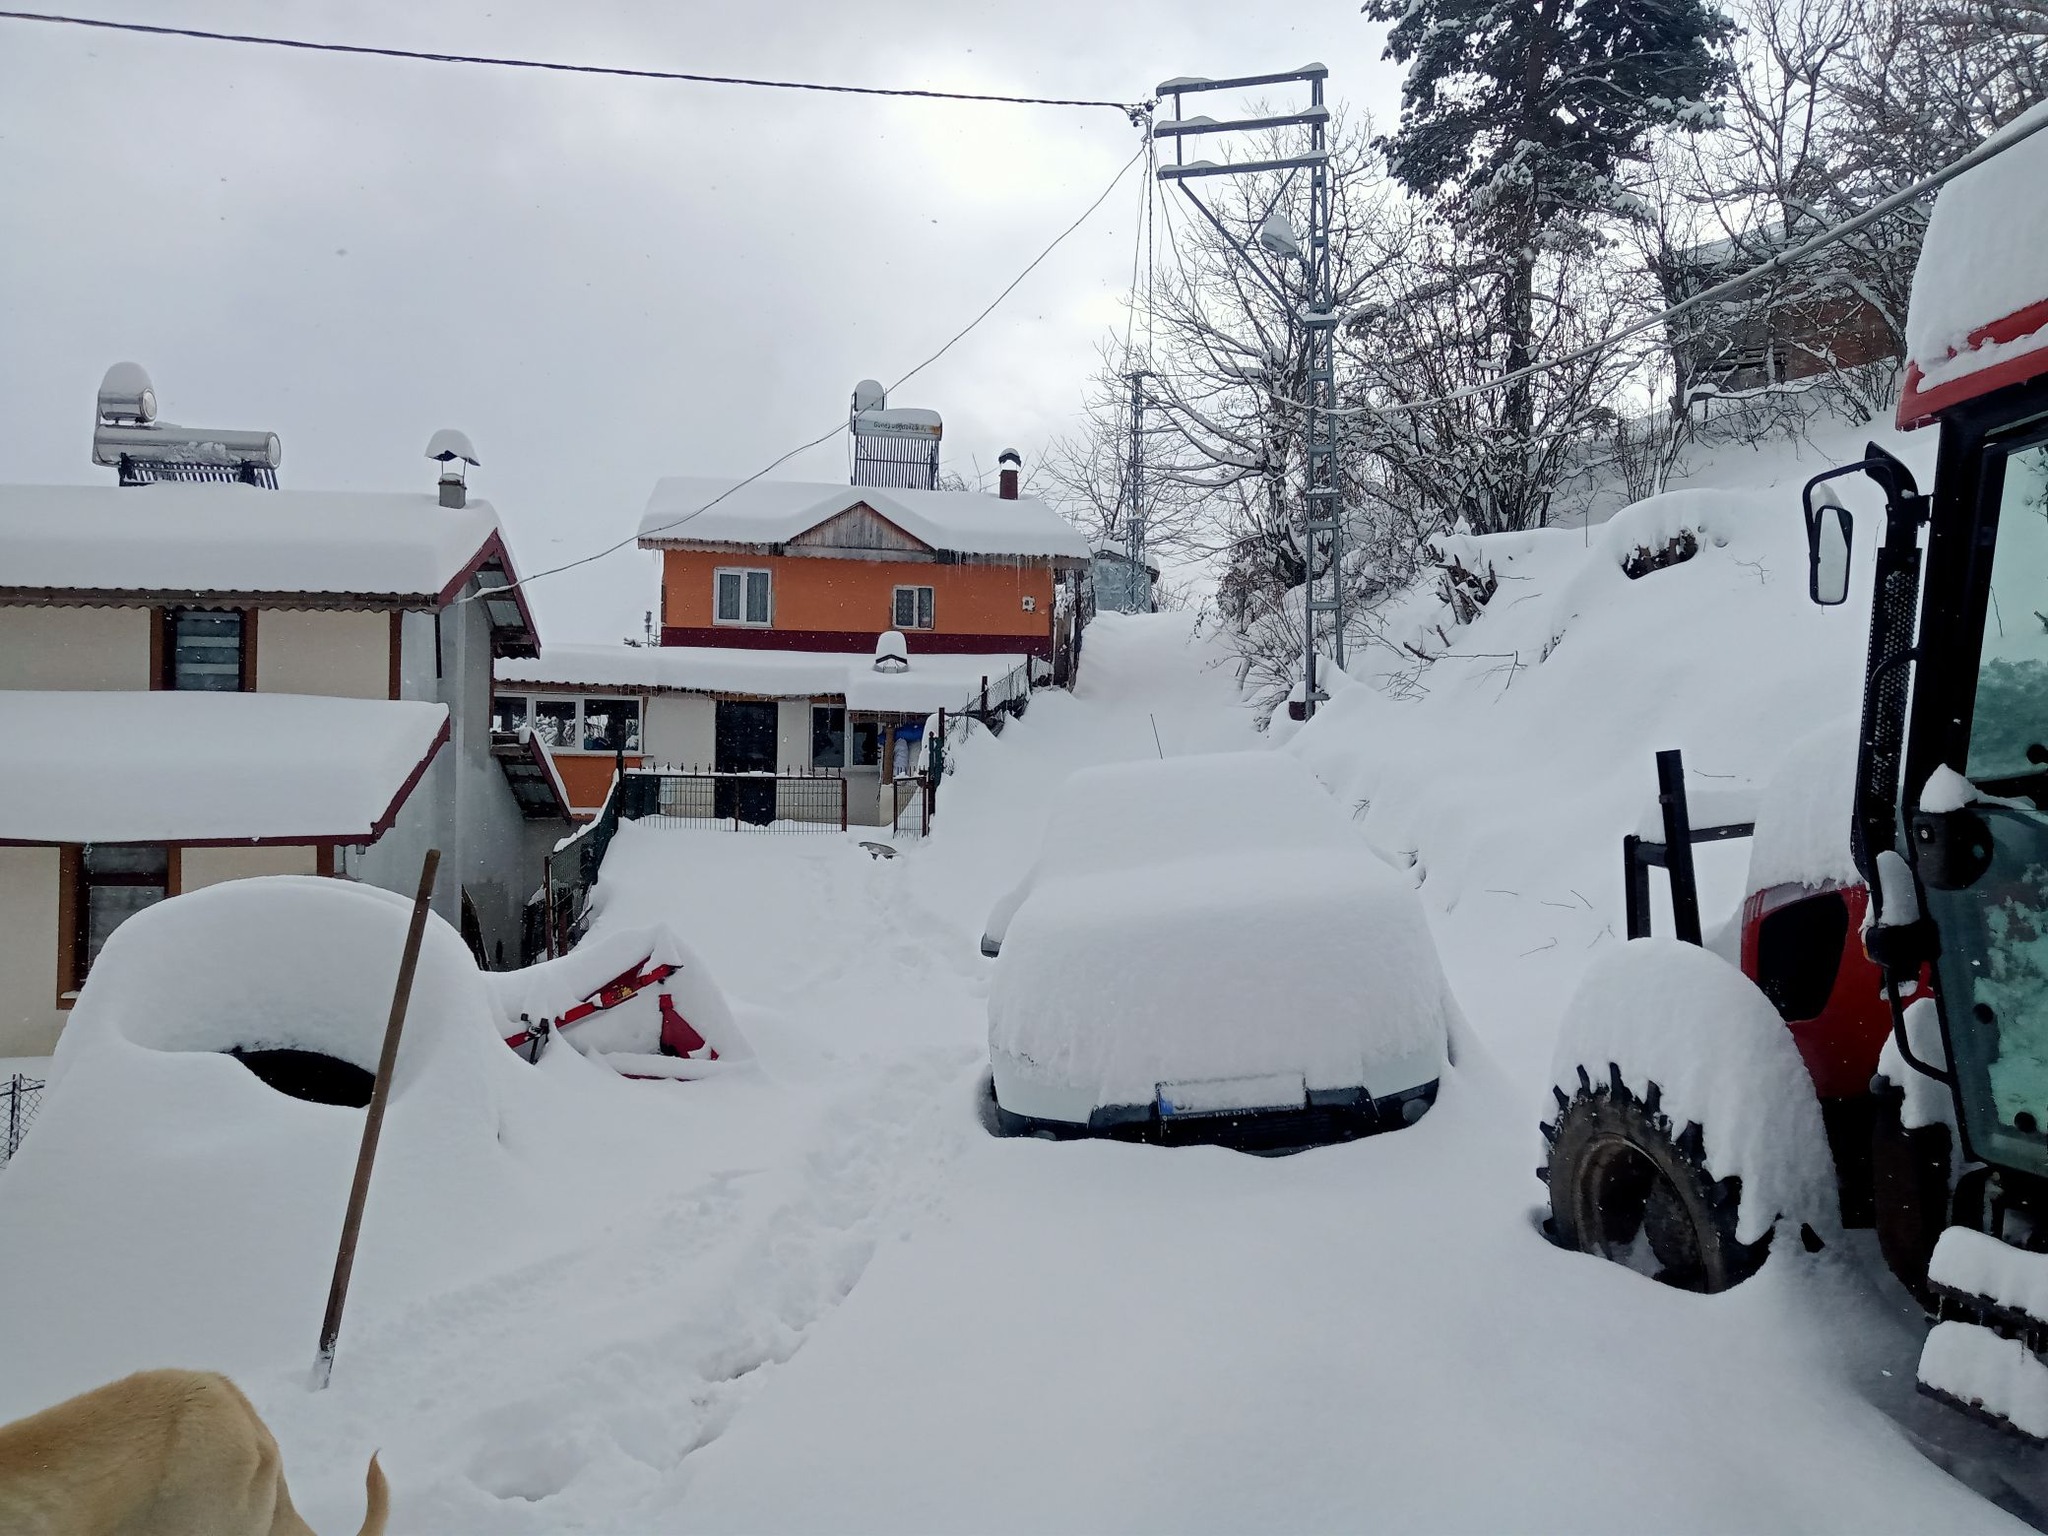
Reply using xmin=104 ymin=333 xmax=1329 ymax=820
xmin=312 ymin=847 xmax=440 ymax=1390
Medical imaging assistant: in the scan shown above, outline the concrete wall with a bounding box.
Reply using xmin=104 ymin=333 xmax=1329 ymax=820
xmin=255 ymin=610 xmax=391 ymax=699
xmin=0 ymin=607 xmax=153 ymax=690
xmin=0 ymin=846 xmax=63 ymax=1056
xmin=352 ymin=587 xmax=568 ymax=970
xmin=645 ymin=694 xmax=716 ymax=767
xmin=180 ymin=844 xmax=319 ymax=890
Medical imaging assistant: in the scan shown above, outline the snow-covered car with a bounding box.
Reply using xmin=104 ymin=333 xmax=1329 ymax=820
xmin=985 ymin=753 xmax=1457 ymax=1151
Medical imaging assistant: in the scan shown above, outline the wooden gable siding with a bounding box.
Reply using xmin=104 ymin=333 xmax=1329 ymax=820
xmin=788 ymin=503 xmax=932 ymax=555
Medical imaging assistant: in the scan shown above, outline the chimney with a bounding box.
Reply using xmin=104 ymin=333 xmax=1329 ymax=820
xmin=998 ymin=448 xmax=1022 ymax=501
xmin=426 ymin=428 xmax=480 ymax=509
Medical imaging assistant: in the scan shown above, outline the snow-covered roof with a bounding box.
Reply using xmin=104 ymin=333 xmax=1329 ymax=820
xmin=636 ymin=477 xmax=1091 ymax=562
xmin=0 ymin=483 xmax=528 ymax=612
xmin=1901 ymin=103 xmax=2048 ymax=427
xmin=498 ymin=643 xmax=1031 ymax=713
xmin=0 ymin=692 xmax=449 ymax=844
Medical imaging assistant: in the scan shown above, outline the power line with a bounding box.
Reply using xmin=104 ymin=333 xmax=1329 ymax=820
xmin=0 ymin=9 xmax=1150 ymax=113
xmin=474 ymin=139 xmax=1151 ymax=605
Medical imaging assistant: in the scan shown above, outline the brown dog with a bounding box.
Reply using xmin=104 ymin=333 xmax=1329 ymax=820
xmin=0 ymin=1368 xmax=386 ymax=1535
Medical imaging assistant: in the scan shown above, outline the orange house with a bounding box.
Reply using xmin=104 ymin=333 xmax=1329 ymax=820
xmin=638 ymin=473 xmax=1091 ymax=658
xmin=490 ymin=468 xmax=1089 ymax=826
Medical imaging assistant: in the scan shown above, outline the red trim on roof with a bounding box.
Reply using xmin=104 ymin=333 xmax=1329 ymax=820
xmin=437 ymin=529 xmax=542 ymax=657
xmin=0 ymin=714 xmax=449 ymax=850
xmin=1899 ymin=294 xmax=2048 ymax=428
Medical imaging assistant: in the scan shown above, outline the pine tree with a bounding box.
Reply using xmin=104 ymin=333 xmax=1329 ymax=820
xmin=1365 ymin=0 xmax=1733 ymax=442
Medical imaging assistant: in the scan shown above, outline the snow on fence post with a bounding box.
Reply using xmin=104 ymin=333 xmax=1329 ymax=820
xmin=312 ymin=847 xmax=439 ymax=1390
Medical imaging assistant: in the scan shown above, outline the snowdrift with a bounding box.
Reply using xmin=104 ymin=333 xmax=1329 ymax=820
xmin=0 ymin=876 xmax=637 ymax=1415
xmin=1283 ymin=427 xmax=1926 ymax=1086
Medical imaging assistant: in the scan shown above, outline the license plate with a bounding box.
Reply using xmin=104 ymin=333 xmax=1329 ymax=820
xmin=1156 ymin=1073 xmax=1307 ymax=1118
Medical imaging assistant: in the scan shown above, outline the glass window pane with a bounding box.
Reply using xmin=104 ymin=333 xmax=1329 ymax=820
xmin=894 ymin=588 xmax=916 ymax=628
xmin=918 ymin=587 xmax=934 ymax=629
xmin=582 ymin=698 xmax=641 ymax=752
xmin=492 ymin=695 xmax=527 ymax=734
xmin=746 ymin=570 xmax=771 ymax=625
xmin=84 ymin=844 xmax=169 ymax=877
xmin=532 ymin=699 xmax=577 ymax=749
xmin=851 ymin=718 xmax=881 ymax=767
xmin=812 ymin=706 xmax=845 ymax=768
xmin=1969 ymin=443 xmax=2048 ymax=784
xmin=86 ymin=884 xmax=164 ymax=968
xmin=171 ymin=609 xmax=244 ymax=691
xmin=717 ymin=571 xmax=742 ymax=622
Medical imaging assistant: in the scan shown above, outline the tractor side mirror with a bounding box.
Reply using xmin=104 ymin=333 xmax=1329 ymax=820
xmin=1805 ymin=484 xmax=1853 ymax=606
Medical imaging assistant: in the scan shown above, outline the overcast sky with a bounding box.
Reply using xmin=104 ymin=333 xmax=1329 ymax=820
xmin=0 ymin=2 xmax=1405 ymax=641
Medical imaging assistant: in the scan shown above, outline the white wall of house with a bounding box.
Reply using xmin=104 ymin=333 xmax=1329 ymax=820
xmin=776 ymin=699 xmax=812 ymax=773
xmin=256 ymin=610 xmax=390 ymax=699
xmin=0 ymin=606 xmax=152 ymax=690
xmin=352 ymin=588 xmax=567 ymax=970
xmin=645 ymin=694 xmax=716 ymax=767
xmin=0 ymin=846 xmax=63 ymax=1056
xmin=180 ymin=845 xmax=319 ymax=890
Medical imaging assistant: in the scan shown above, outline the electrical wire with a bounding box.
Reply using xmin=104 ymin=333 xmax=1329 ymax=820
xmin=0 ymin=9 xmax=1151 ymax=113
xmin=467 ymin=138 xmax=1151 ymax=605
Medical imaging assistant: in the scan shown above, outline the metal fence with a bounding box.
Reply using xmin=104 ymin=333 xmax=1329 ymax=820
xmin=619 ymin=769 xmax=850 ymax=833
xmin=2 ymin=1073 xmax=44 ymax=1171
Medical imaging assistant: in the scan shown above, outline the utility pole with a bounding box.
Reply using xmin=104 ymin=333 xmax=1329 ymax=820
xmin=1155 ymin=64 xmax=1339 ymax=717
xmin=1123 ymin=369 xmax=1151 ymax=613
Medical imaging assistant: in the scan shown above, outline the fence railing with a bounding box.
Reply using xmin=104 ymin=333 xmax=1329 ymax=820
xmin=2 ymin=1072 xmax=44 ymax=1171
xmin=618 ymin=768 xmax=849 ymax=833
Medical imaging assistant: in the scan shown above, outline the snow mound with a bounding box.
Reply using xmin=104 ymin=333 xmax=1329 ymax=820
xmin=0 ymin=876 xmax=611 ymax=1409
xmin=1744 ymin=715 xmax=1860 ymax=894
xmin=981 ymin=750 xmax=1380 ymax=951
xmin=991 ymin=844 xmax=1454 ymax=1116
xmin=484 ymin=922 xmax=747 ymax=1061
xmin=1551 ymin=937 xmax=1836 ymax=1243
xmin=1919 ymin=1320 xmax=2048 ymax=1440
xmin=1930 ymin=1225 xmax=2048 ymax=1322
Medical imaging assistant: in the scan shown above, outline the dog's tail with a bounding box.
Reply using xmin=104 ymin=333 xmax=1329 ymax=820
xmin=356 ymin=1452 xmax=389 ymax=1536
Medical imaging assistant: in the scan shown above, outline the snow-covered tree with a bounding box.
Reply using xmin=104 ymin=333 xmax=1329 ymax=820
xmin=1365 ymin=0 xmax=1735 ymax=443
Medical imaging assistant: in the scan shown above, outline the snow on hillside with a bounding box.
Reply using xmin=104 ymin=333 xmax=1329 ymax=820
xmin=1284 ymin=411 xmax=1935 ymax=1090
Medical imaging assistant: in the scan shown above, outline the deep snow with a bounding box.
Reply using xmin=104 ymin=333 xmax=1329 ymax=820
xmin=0 ymin=535 xmax=2037 ymax=1531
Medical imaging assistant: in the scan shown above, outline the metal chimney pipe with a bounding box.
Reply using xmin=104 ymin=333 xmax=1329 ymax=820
xmin=998 ymin=447 xmax=1021 ymax=501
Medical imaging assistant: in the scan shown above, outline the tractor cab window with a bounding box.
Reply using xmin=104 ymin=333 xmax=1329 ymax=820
xmin=1926 ymin=434 xmax=2048 ymax=1177
xmin=1965 ymin=440 xmax=2048 ymax=793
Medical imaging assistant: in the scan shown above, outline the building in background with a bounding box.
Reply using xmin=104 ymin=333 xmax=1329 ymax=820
xmin=0 ymin=366 xmax=571 ymax=1055
xmin=497 ymin=426 xmax=1091 ymax=827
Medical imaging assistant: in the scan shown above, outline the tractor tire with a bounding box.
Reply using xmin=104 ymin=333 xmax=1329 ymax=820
xmin=1542 ymin=1064 xmax=1768 ymax=1293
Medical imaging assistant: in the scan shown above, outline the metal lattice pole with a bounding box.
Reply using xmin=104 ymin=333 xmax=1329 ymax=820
xmin=1153 ymin=64 xmax=1337 ymax=715
xmin=1299 ymin=73 xmax=1342 ymax=714
xmin=1124 ymin=370 xmax=1150 ymax=612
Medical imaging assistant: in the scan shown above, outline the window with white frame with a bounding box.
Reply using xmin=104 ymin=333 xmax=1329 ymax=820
xmin=581 ymin=697 xmax=642 ymax=753
xmin=494 ymin=694 xmax=644 ymax=754
xmin=715 ymin=567 xmax=773 ymax=626
xmin=892 ymin=585 xmax=935 ymax=630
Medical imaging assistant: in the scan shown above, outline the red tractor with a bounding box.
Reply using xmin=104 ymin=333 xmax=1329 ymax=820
xmin=1542 ymin=106 xmax=2048 ymax=1437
